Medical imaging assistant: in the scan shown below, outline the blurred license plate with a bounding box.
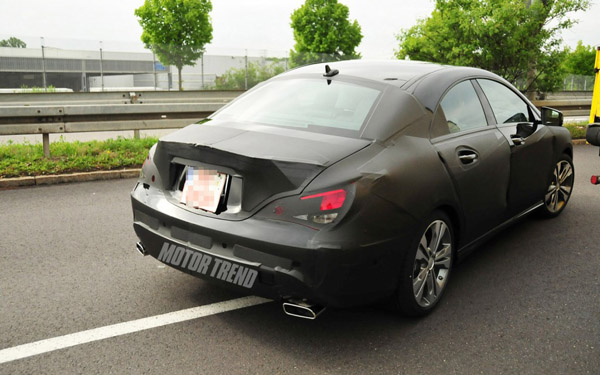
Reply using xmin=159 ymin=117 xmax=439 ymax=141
xmin=180 ymin=167 xmax=227 ymax=213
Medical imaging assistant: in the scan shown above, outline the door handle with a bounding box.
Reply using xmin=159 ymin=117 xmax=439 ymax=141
xmin=458 ymin=151 xmax=478 ymax=164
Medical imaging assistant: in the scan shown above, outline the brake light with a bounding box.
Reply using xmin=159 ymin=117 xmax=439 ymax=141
xmin=301 ymin=189 xmax=346 ymax=210
xmin=592 ymin=175 xmax=600 ymax=185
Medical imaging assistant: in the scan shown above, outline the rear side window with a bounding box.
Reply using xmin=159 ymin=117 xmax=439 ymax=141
xmin=439 ymin=80 xmax=488 ymax=133
xmin=477 ymin=79 xmax=530 ymax=124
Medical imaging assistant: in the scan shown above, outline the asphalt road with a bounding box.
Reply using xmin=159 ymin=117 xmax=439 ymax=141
xmin=1 ymin=145 xmax=599 ymax=374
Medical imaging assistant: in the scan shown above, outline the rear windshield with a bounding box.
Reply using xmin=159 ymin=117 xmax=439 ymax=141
xmin=211 ymin=78 xmax=381 ymax=134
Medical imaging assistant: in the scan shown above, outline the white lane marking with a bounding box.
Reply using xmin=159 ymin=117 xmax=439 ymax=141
xmin=0 ymin=296 xmax=270 ymax=364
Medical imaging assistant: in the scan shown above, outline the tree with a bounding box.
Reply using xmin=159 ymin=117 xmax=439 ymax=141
xmin=563 ymin=41 xmax=596 ymax=76
xmin=135 ymin=0 xmax=213 ymax=91
xmin=396 ymin=0 xmax=590 ymax=93
xmin=215 ymin=61 xmax=286 ymax=90
xmin=289 ymin=0 xmax=362 ymax=67
xmin=0 ymin=37 xmax=26 ymax=48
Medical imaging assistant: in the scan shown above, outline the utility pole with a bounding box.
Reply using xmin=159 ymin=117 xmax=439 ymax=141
xmin=152 ymin=52 xmax=157 ymax=90
xmin=40 ymin=37 xmax=47 ymax=91
xmin=244 ymin=49 xmax=248 ymax=90
xmin=201 ymin=53 xmax=204 ymax=90
xmin=99 ymin=41 xmax=104 ymax=92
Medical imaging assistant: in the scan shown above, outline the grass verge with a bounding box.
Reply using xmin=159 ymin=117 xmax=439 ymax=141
xmin=0 ymin=137 xmax=158 ymax=178
xmin=563 ymin=121 xmax=589 ymax=139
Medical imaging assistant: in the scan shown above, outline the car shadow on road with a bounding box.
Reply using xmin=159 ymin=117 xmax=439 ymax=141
xmin=180 ymin=210 xmax=585 ymax=371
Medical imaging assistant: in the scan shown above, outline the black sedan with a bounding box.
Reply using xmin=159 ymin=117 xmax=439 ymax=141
xmin=131 ymin=60 xmax=574 ymax=318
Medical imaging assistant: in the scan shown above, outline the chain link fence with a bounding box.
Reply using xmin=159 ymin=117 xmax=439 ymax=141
xmin=0 ymin=37 xmax=297 ymax=92
xmin=561 ymin=74 xmax=595 ymax=91
xmin=1 ymin=37 xmax=595 ymax=93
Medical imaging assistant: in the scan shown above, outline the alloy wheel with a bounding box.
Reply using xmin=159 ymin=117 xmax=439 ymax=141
xmin=545 ymin=160 xmax=574 ymax=214
xmin=412 ymin=220 xmax=453 ymax=308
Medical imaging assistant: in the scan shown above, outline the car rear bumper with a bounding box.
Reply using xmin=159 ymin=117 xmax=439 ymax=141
xmin=131 ymin=182 xmax=416 ymax=308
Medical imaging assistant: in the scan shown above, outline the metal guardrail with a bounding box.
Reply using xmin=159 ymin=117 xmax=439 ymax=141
xmin=0 ymin=90 xmax=244 ymax=106
xmin=0 ymin=90 xmax=592 ymax=157
xmin=0 ymin=90 xmax=244 ymax=156
xmin=532 ymin=98 xmax=592 ymax=117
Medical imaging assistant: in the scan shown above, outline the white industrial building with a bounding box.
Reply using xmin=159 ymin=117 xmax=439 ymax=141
xmin=0 ymin=47 xmax=287 ymax=92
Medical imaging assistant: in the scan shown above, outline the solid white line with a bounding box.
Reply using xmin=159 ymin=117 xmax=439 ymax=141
xmin=0 ymin=296 xmax=270 ymax=365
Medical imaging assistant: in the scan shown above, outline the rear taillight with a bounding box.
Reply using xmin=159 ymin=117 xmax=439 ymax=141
xmin=139 ymin=144 xmax=160 ymax=187
xmin=257 ymin=187 xmax=352 ymax=226
xmin=592 ymin=175 xmax=600 ymax=185
xmin=301 ymin=189 xmax=346 ymax=211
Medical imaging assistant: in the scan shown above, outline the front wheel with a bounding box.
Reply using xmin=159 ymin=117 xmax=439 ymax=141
xmin=393 ymin=211 xmax=454 ymax=317
xmin=539 ymin=155 xmax=574 ymax=218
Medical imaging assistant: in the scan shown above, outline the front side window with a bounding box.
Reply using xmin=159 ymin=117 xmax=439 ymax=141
xmin=477 ymin=79 xmax=530 ymax=124
xmin=211 ymin=78 xmax=381 ymax=135
xmin=439 ymin=80 xmax=488 ymax=134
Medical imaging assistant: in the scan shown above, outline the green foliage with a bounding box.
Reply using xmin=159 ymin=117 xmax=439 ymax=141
xmin=0 ymin=37 xmax=26 ymax=48
xmin=215 ymin=61 xmax=286 ymax=90
xmin=396 ymin=0 xmax=590 ymax=93
xmin=289 ymin=0 xmax=363 ymax=67
xmin=20 ymin=85 xmax=56 ymax=93
xmin=563 ymin=41 xmax=597 ymax=76
xmin=135 ymin=0 xmax=213 ymax=90
xmin=0 ymin=137 xmax=158 ymax=178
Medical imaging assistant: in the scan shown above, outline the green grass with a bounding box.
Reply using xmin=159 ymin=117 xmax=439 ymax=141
xmin=0 ymin=137 xmax=158 ymax=178
xmin=563 ymin=121 xmax=589 ymax=139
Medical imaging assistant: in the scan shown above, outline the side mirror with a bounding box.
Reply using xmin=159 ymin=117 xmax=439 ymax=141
xmin=515 ymin=122 xmax=536 ymax=138
xmin=540 ymin=106 xmax=563 ymax=127
xmin=587 ymin=124 xmax=600 ymax=146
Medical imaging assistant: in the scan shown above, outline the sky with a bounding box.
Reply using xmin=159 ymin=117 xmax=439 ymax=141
xmin=0 ymin=0 xmax=598 ymax=59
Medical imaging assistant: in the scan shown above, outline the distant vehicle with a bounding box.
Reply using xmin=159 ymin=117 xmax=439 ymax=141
xmin=131 ymin=60 xmax=573 ymax=319
xmin=88 ymin=87 xmax=164 ymax=92
xmin=0 ymin=88 xmax=73 ymax=93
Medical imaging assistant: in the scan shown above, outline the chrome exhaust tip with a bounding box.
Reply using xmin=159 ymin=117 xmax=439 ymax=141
xmin=282 ymin=300 xmax=326 ymax=320
xmin=136 ymin=242 xmax=147 ymax=256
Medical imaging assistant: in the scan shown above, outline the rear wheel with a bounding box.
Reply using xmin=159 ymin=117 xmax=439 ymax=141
xmin=539 ymin=155 xmax=574 ymax=218
xmin=394 ymin=211 xmax=454 ymax=317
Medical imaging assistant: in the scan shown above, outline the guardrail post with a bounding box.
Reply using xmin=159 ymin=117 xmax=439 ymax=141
xmin=133 ymin=130 xmax=140 ymax=139
xmin=42 ymin=133 xmax=50 ymax=157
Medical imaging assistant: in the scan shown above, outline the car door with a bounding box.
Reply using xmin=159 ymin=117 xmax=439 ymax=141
xmin=475 ymin=79 xmax=554 ymax=216
xmin=431 ymin=80 xmax=511 ymax=243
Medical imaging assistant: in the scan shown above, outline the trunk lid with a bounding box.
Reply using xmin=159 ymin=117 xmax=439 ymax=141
xmin=153 ymin=121 xmax=371 ymax=217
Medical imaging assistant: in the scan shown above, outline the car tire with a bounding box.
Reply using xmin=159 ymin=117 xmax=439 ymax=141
xmin=538 ymin=154 xmax=574 ymax=219
xmin=393 ymin=210 xmax=454 ymax=317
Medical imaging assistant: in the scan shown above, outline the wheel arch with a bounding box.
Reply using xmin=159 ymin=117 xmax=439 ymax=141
xmin=563 ymin=145 xmax=573 ymax=160
xmin=435 ymin=204 xmax=462 ymax=250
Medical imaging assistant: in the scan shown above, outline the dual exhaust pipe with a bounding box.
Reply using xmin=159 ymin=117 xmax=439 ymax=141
xmin=136 ymin=242 xmax=325 ymax=319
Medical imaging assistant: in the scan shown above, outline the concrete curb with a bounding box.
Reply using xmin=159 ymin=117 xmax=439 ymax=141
xmin=0 ymin=169 xmax=140 ymax=189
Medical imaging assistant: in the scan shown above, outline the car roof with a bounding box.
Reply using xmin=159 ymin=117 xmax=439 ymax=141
xmin=281 ymin=60 xmax=503 ymax=92
xmin=281 ymin=60 xmax=450 ymax=87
